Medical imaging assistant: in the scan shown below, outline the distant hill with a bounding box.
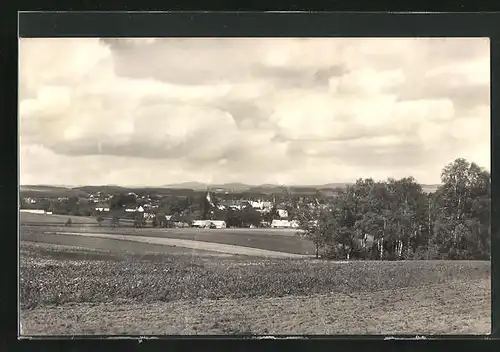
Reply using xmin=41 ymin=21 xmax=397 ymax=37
xmin=73 ymin=185 xmax=133 ymax=194
xmin=315 ymin=183 xmax=352 ymax=189
xmin=161 ymin=182 xmax=210 ymax=191
xmin=20 ymin=185 xmax=71 ymax=192
xmin=19 ymin=185 xmax=87 ymax=198
xmin=20 ymin=182 xmax=442 ymax=198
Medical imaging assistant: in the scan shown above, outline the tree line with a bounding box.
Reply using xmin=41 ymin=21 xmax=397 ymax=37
xmin=297 ymin=158 xmax=490 ymax=261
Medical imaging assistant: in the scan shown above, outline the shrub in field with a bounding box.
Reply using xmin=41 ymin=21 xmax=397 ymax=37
xmin=96 ymin=216 xmax=104 ymax=227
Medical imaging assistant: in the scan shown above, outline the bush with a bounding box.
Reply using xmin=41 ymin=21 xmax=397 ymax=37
xmin=96 ymin=216 xmax=104 ymax=227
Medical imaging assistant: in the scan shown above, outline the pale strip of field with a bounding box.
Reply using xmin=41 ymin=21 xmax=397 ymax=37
xmin=49 ymin=231 xmax=309 ymax=258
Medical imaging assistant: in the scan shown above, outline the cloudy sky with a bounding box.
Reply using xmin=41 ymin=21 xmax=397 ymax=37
xmin=19 ymin=38 xmax=490 ymax=186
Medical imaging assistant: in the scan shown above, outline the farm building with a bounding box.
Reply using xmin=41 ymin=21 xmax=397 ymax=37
xmin=192 ymin=220 xmax=210 ymax=228
xmin=125 ymin=206 xmax=144 ymax=213
xmin=95 ymin=205 xmax=110 ymax=212
xmin=20 ymin=209 xmax=46 ymax=214
xmin=249 ymin=200 xmax=273 ymax=210
xmin=192 ymin=220 xmax=227 ymax=228
xmin=209 ymin=220 xmax=227 ymax=229
xmin=271 ymin=219 xmax=299 ymax=229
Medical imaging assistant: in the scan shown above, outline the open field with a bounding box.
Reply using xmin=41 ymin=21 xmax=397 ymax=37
xmin=20 ymin=212 xmax=98 ymax=225
xmin=20 ymin=241 xmax=491 ymax=335
xmin=21 ymin=224 xmax=315 ymax=255
xmin=21 ymin=231 xmax=308 ymax=258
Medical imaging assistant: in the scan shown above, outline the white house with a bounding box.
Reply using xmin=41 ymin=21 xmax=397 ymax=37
xmin=271 ymin=219 xmax=299 ymax=229
xmin=209 ymin=220 xmax=227 ymax=229
xmin=192 ymin=220 xmax=227 ymax=228
xmin=277 ymin=209 xmax=288 ymax=218
xmin=192 ymin=220 xmax=211 ymax=228
xmin=20 ymin=209 xmax=45 ymax=214
xmin=95 ymin=207 xmax=110 ymax=212
xmin=249 ymin=200 xmax=273 ymax=212
xmin=23 ymin=198 xmax=37 ymax=204
xmin=125 ymin=206 xmax=144 ymax=213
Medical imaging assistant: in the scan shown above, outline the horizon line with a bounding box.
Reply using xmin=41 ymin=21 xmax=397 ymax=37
xmin=19 ymin=181 xmax=444 ymax=189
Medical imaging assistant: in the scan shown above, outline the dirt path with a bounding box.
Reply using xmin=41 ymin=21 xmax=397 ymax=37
xmin=20 ymin=278 xmax=490 ymax=335
xmin=47 ymin=231 xmax=309 ymax=258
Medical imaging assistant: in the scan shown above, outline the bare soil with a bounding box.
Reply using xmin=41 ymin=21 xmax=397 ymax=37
xmin=19 ymin=241 xmax=491 ymax=336
xmin=21 ymin=278 xmax=490 ymax=335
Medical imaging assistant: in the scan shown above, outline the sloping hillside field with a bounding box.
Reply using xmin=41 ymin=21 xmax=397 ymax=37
xmin=21 ymin=224 xmax=316 ymax=255
xmin=19 ymin=241 xmax=490 ymax=335
xmin=20 ymin=212 xmax=97 ymax=225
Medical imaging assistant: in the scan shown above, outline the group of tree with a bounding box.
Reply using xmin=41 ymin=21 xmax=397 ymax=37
xmin=20 ymin=196 xmax=96 ymax=217
xmin=298 ymin=158 xmax=491 ymax=261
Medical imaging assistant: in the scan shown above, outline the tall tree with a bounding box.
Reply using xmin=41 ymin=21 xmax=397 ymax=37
xmin=432 ymin=158 xmax=490 ymax=259
xmin=110 ymin=194 xmax=136 ymax=210
xmin=296 ymin=206 xmax=334 ymax=258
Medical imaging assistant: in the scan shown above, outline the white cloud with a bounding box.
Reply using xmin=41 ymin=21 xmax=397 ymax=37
xmin=338 ymin=68 xmax=405 ymax=95
xmin=19 ymin=38 xmax=490 ymax=186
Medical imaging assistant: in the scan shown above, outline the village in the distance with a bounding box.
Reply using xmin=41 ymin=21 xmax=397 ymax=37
xmin=20 ymin=183 xmax=381 ymax=230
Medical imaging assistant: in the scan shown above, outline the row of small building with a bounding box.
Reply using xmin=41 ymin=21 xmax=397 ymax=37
xmin=20 ymin=208 xmax=300 ymax=229
xmin=191 ymin=219 xmax=300 ymax=229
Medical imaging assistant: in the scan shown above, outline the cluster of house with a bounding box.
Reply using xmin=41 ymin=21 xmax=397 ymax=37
xmin=190 ymin=219 xmax=300 ymax=229
xmin=90 ymin=192 xmax=322 ymax=229
xmin=23 ymin=197 xmax=37 ymax=204
xmin=88 ymin=192 xmax=111 ymax=203
xmin=270 ymin=219 xmax=299 ymax=229
xmin=217 ymin=199 xmax=289 ymax=215
xmin=214 ymin=199 xmax=273 ymax=212
xmin=94 ymin=204 xmax=154 ymax=214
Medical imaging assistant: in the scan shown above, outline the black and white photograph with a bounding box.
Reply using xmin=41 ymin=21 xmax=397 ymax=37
xmin=19 ymin=37 xmax=491 ymax=335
